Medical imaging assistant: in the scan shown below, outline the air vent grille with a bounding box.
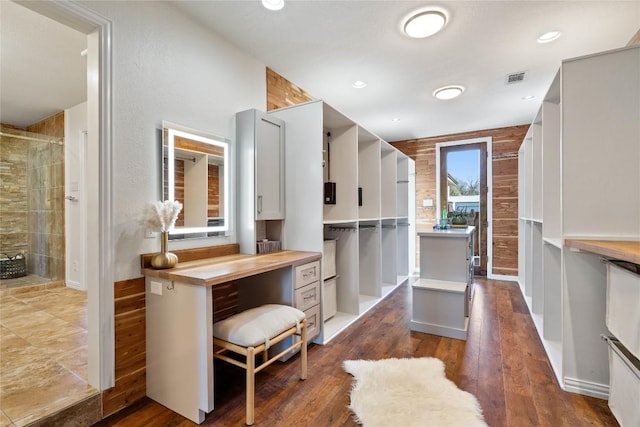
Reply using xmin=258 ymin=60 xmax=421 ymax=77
xmin=506 ymin=71 xmax=526 ymax=84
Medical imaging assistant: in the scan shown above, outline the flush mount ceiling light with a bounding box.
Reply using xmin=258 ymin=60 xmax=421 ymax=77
xmin=537 ymin=30 xmax=562 ymax=43
xmin=433 ymin=85 xmax=464 ymax=100
xmin=262 ymin=0 xmax=284 ymax=11
xmin=391 ymin=117 xmax=400 ymax=122
xmin=521 ymin=95 xmax=536 ymax=101
xmin=403 ymin=8 xmax=447 ymax=38
xmin=352 ymin=80 xmax=367 ymax=89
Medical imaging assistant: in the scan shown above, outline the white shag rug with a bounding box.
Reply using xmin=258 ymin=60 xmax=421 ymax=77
xmin=343 ymin=357 xmax=488 ymax=427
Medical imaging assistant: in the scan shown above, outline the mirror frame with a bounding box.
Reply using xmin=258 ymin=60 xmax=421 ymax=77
xmin=163 ymin=120 xmax=230 ymax=237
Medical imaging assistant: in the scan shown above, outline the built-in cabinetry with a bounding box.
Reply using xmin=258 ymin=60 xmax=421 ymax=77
xmin=269 ymin=100 xmax=415 ymax=344
xmin=518 ymin=45 xmax=640 ymax=401
xmin=412 ymin=227 xmax=475 ymax=340
xmin=236 ymin=109 xmax=285 ymax=254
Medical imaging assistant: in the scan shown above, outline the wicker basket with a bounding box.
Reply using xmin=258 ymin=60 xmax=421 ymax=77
xmin=0 ymin=253 xmax=27 ymax=279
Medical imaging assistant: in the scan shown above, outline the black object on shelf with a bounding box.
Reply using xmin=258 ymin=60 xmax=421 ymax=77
xmin=324 ymin=131 xmax=336 ymax=204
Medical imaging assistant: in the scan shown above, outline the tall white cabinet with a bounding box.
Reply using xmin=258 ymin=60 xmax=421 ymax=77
xmin=236 ymin=109 xmax=286 ymax=254
xmin=518 ymin=46 xmax=640 ymax=398
xmin=270 ymin=100 xmax=415 ymax=344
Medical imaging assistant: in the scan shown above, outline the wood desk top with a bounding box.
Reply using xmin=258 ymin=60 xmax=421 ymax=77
xmin=564 ymin=239 xmax=640 ymax=265
xmin=142 ymin=250 xmax=322 ymax=287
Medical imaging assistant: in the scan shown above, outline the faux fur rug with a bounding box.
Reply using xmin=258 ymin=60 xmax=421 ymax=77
xmin=343 ymin=357 xmax=488 ymax=427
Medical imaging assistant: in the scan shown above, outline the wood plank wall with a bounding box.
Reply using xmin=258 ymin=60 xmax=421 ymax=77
xmin=391 ymin=125 xmax=529 ymax=277
xmin=102 ymin=278 xmax=147 ymax=417
xmin=266 ymin=67 xmax=314 ymax=111
xmin=628 ymin=28 xmax=640 ymax=46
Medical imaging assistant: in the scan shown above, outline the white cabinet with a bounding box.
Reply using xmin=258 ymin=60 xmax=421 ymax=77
xmin=412 ymin=227 xmax=475 ymax=340
xmin=236 ymin=109 xmax=285 ymax=254
xmin=270 ymin=100 xmax=415 ymax=344
xmin=518 ymin=45 xmax=640 ymax=400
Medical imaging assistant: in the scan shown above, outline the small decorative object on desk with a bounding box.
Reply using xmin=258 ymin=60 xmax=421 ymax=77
xmin=140 ymin=200 xmax=183 ymax=269
xmin=257 ymin=239 xmax=281 ymax=254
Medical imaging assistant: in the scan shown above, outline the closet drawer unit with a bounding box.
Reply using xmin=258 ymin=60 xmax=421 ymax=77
xmin=304 ymin=304 xmax=321 ymax=341
xmin=606 ymin=260 xmax=640 ymax=360
xmin=295 ymin=280 xmax=320 ymax=312
xmin=295 ymin=261 xmax=320 ymax=289
xmin=605 ymin=336 xmax=640 ymax=427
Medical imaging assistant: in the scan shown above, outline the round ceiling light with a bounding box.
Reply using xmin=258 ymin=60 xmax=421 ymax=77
xmin=433 ymin=85 xmax=464 ymax=100
xmin=537 ymin=30 xmax=561 ymax=43
xmin=352 ymin=80 xmax=367 ymax=89
xmin=262 ymin=0 xmax=284 ymax=11
xmin=403 ymin=9 xmax=447 ymax=38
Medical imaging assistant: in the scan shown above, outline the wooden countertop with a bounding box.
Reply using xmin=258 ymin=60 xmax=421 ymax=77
xmin=418 ymin=226 xmax=475 ymax=237
xmin=142 ymin=250 xmax=322 ymax=287
xmin=564 ymin=239 xmax=640 ymax=265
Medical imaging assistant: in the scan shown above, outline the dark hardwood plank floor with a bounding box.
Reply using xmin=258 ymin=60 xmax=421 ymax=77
xmin=95 ymin=278 xmax=618 ymax=426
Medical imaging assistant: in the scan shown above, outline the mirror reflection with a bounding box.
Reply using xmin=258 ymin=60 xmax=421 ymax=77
xmin=162 ymin=121 xmax=229 ymax=238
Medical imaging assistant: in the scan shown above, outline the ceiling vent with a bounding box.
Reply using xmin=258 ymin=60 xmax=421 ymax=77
xmin=506 ymin=71 xmax=526 ymax=84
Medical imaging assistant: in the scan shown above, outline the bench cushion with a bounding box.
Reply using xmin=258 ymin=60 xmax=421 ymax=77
xmin=213 ymin=304 xmax=305 ymax=349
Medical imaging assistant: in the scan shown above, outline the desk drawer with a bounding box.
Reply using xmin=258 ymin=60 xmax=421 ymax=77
xmin=295 ymin=261 xmax=320 ymax=289
xmin=295 ymin=280 xmax=320 ymax=312
xmin=304 ymin=304 xmax=321 ymax=341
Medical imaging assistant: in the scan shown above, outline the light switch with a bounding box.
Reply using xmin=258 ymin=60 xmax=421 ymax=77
xmin=150 ymin=281 xmax=163 ymax=295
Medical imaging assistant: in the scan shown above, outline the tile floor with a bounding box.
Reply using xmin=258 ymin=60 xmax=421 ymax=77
xmin=0 ymin=281 xmax=98 ymax=427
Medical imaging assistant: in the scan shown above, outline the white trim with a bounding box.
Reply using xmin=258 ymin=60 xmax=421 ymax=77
xmin=563 ymin=377 xmax=609 ymax=400
xmin=488 ymin=273 xmax=518 ymax=282
xmin=23 ymin=0 xmax=114 ymax=391
xmin=435 ymin=136 xmax=493 ymax=276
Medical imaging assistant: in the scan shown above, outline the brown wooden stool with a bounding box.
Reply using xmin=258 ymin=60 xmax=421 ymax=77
xmin=213 ymin=304 xmax=308 ymax=425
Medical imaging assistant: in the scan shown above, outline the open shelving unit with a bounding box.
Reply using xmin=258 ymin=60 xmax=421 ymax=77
xmin=518 ymin=46 xmax=640 ymax=399
xmin=270 ymin=100 xmax=415 ymax=344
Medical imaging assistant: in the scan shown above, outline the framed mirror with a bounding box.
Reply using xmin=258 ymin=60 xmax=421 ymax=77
xmin=162 ymin=121 xmax=229 ymax=238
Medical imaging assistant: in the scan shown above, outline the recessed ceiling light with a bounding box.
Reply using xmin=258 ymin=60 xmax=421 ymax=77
xmin=433 ymin=85 xmax=464 ymax=100
xmin=391 ymin=117 xmax=400 ymax=122
xmin=352 ymin=80 xmax=367 ymax=89
xmin=262 ymin=0 xmax=284 ymax=11
xmin=403 ymin=9 xmax=447 ymax=38
xmin=537 ymin=31 xmax=561 ymax=43
xmin=521 ymin=95 xmax=536 ymax=101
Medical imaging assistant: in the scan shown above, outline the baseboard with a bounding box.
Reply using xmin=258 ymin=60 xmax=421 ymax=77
xmin=410 ymin=319 xmax=468 ymax=341
xmin=66 ymin=280 xmax=83 ymax=290
xmin=488 ymin=273 xmax=518 ymax=282
xmin=563 ymin=376 xmax=610 ymax=400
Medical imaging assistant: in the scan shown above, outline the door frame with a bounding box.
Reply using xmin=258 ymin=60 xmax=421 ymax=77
xmin=435 ymin=137 xmax=492 ymax=276
xmin=19 ymin=0 xmax=115 ymax=390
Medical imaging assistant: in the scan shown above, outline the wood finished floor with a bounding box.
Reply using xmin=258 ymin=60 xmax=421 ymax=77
xmin=97 ymin=278 xmax=618 ymax=427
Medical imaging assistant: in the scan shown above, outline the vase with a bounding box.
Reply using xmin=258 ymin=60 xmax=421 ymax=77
xmin=151 ymin=231 xmax=178 ymax=269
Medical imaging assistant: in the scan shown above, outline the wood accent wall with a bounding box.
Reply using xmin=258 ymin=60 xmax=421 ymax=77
xmin=102 ymin=277 xmax=147 ymax=417
xmin=266 ymin=67 xmax=314 ymax=111
xmin=391 ymin=125 xmax=529 ymax=277
xmin=628 ymin=28 xmax=640 ymax=46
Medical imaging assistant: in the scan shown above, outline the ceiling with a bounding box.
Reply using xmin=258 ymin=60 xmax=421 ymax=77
xmin=2 ymin=1 xmax=639 ymax=142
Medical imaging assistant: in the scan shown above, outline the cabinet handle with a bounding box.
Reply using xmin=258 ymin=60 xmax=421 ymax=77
xmin=257 ymin=195 xmax=262 ymax=214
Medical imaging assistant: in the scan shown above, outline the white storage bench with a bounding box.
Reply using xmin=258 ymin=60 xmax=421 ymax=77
xmin=410 ymin=278 xmax=469 ymax=340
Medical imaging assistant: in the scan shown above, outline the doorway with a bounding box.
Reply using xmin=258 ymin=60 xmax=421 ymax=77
xmin=436 ymin=138 xmax=491 ymax=276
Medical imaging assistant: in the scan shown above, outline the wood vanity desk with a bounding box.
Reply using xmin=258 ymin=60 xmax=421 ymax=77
xmin=564 ymin=239 xmax=640 ymax=264
xmin=141 ymin=245 xmax=321 ymax=424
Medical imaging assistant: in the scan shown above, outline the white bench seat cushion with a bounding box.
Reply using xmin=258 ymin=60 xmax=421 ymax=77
xmin=213 ymin=304 xmax=305 ymax=349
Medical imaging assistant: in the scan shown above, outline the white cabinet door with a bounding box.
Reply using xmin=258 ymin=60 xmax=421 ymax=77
xmin=255 ymin=114 xmax=285 ymax=219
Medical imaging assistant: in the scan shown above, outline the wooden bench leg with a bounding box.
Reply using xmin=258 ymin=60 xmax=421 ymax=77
xmin=301 ymin=321 xmax=307 ymax=380
xmin=246 ymin=346 xmax=255 ymax=426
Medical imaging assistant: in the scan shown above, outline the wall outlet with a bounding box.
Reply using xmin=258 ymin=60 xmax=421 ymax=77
xmin=150 ymin=281 xmax=162 ymax=296
xmin=145 ymin=230 xmax=156 ymax=239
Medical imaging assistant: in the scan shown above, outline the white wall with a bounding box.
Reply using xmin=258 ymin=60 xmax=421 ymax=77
xmin=80 ymin=1 xmax=266 ymax=281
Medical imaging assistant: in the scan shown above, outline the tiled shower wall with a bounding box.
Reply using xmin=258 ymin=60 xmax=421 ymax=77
xmin=0 ymin=112 xmax=65 ymax=280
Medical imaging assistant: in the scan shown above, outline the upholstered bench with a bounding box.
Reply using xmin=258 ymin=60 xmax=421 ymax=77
xmin=213 ymin=304 xmax=308 ymax=425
